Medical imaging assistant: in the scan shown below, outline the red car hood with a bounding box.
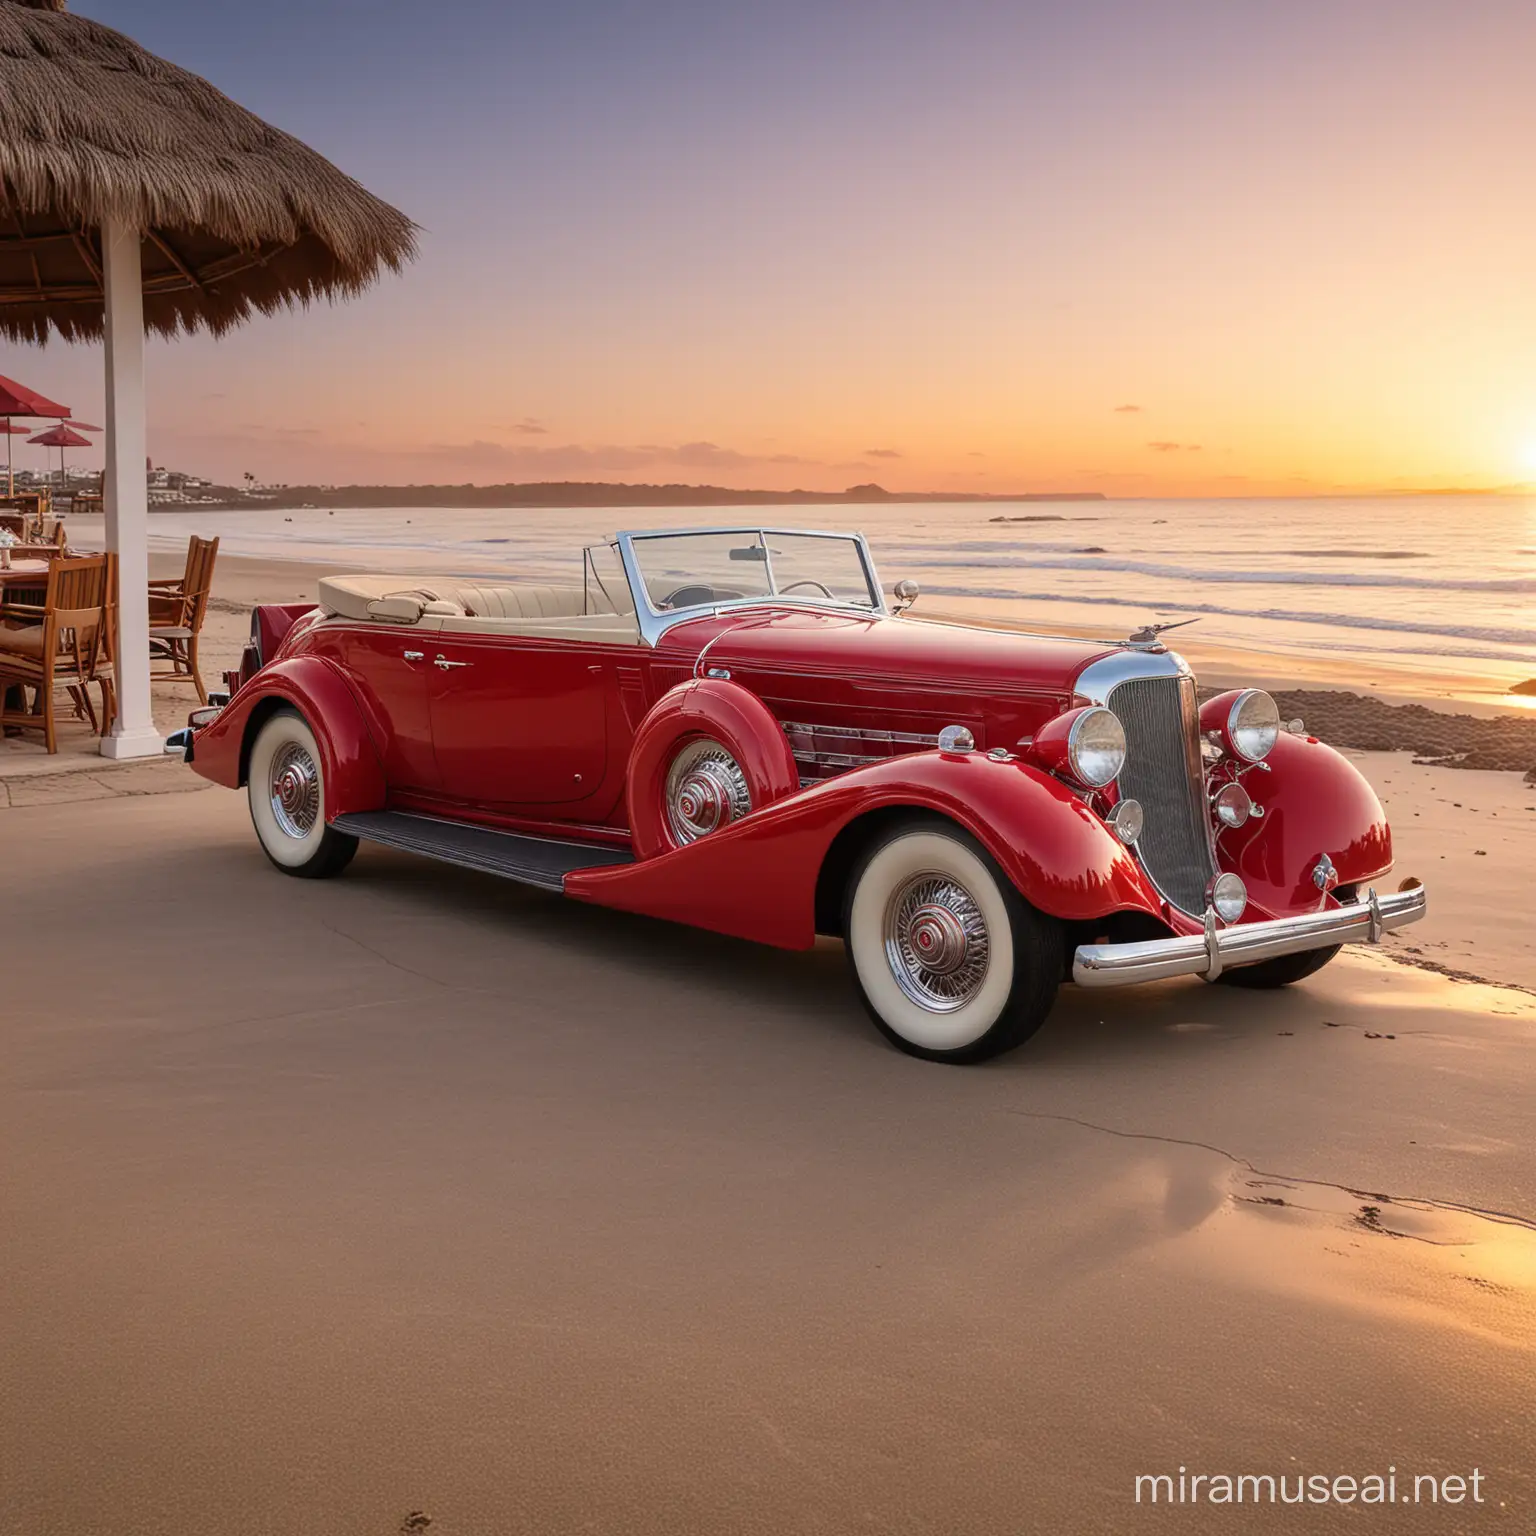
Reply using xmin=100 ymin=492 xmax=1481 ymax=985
xmin=658 ymin=608 xmax=1118 ymax=697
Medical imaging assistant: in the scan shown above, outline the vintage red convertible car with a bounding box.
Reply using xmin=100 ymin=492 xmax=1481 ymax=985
xmin=168 ymin=526 xmax=1426 ymax=1063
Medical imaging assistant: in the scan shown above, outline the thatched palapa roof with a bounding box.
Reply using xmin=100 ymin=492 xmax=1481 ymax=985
xmin=0 ymin=0 xmax=417 ymax=343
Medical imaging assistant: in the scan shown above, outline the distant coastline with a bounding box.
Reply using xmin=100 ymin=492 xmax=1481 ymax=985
xmin=187 ymin=481 xmax=1108 ymax=511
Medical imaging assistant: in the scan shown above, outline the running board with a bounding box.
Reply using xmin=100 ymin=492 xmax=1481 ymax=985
xmin=332 ymin=811 xmax=633 ymax=892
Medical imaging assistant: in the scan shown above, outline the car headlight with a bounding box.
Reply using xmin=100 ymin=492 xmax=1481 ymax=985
xmin=1067 ymin=707 xmax=1127 ymax=788
xmin=1227 ymin=689 xmax=1280 ymax=763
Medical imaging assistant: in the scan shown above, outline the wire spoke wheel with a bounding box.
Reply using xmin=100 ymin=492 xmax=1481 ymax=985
xmin=844 ymin=821 xmax=1062 ymax=1063
xmin=665 ymin=738 xmax=750 ymax=845
xmin=268 ymin=741 xmax=320 ymax=839
xmin=883 ymin=872 xmax=991 ymax=1012
xmin=247 ymin=708 xmax=357 ymax=879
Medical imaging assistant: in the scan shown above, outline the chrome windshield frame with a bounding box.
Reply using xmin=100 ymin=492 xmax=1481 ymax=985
xmin=610 ymin=526 xmax=889 ymax=646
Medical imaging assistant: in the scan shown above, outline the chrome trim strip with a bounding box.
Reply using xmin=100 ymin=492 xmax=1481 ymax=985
xmin=1072 ymin=886 xmax=1428 ymax=988
xmin=790 ymin=749 xmax=882 ymax=769
xmin=781 ymin=719 xmax=943 ymax=773
xmin=780 ymin=722 xmax=942 ymax=748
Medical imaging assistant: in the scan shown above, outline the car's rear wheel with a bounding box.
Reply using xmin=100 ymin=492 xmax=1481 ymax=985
xmin=1217 ymin=884 xmax=1355 ymax=989
xmin=843 ymin=819 xmax=1061 ymax=1063
xmin=247 ymin=707 xmax=358 ymax=879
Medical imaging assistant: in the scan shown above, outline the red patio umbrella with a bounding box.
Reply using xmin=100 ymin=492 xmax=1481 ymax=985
xmin=0 ymin=372 xmax=70 ymax=496
xmin=30 ymin=421 xmax=93 ymax=493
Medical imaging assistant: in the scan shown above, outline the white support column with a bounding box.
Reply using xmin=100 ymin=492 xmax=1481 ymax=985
xmin=100 ymin=215 xmax=161 ymax=759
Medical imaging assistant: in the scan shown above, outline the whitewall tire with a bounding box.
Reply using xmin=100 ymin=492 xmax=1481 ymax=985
xmin=247 ymin=708 xmax=358 ymax=879
xmin=844 ymin=821 xmax=1061 ymax=1063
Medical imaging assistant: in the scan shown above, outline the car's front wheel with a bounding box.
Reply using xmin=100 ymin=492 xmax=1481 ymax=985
xmin=843 ymin=820 xmax=1061 ymax=1063
xmin=247 ymin=707 xmax=358 ymax=879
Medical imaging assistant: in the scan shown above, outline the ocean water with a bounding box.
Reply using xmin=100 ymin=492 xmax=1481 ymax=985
xmin=76 ymin=494 xmax=1536 ymax=696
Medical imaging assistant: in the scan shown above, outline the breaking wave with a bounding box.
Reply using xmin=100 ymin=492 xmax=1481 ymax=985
xmin=904 ymin=551 xmax=1536 ymax=595
xmin=920 ymin=584 xmax=1536 ymax=653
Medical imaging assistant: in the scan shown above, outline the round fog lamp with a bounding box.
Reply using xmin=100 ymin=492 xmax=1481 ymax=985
xmin=1209 ymin=872 xmax=1248 ymax=923
xmin=1211 ymin=781 xmax=1253 ymax=829
xmin=1106 ymin=798 xmax=1143 ymax=845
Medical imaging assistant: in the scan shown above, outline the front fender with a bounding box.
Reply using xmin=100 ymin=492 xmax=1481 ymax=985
xmin=566 ymin=751 xmax=1159 ymax=949
xmin=1219 ymin=733 xmax=1392 ymax=912
xmin=185 ymin=656 xmax=387 ymax=820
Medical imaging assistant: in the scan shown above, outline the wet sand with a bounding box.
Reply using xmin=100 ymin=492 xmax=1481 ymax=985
xmin=2 ymin=782 xmax=1534 ymax=1535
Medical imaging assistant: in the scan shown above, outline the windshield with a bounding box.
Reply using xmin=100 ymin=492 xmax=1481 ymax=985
xmin=624 ymin=530 xmax=879 ymax=614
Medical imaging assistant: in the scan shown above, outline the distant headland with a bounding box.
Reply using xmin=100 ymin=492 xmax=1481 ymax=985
xmin=194 ymin=481 xmax=1107 ymax=510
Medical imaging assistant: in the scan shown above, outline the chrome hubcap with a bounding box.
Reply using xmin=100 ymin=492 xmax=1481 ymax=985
xmin=665 ymin=739 xmax=750 ymax=844
xmin=884 ymin=873 xmax=990 ymax=1012
xmin=269 ymin=742 xmax=319 ymax=839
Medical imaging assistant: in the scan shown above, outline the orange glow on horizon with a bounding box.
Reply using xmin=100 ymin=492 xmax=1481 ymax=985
xmin=5 ymin=0 xmax=1536 ymax=499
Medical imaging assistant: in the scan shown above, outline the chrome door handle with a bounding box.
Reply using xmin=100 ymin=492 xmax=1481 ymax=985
xmin=433 ymin=655 xmax=470 ymax=670
xmin=402 ymin=650 xmax=425 ymax=661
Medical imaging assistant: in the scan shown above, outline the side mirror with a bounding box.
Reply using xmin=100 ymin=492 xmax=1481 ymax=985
xmin=893 ymin=578 xmax=920 ymax=614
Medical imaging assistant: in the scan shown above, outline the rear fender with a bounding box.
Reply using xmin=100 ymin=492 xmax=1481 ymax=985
xmin=566 ymin=751 xmax=1160 ymax=949
xmin=186 ymin=656 xmax=386 ymax=819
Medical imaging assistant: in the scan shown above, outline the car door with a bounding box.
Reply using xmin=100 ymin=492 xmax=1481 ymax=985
xmin=426 ymin=631 xmax=610 ymax=805
xmin=329 ymin=625 xmax=440 ymax=792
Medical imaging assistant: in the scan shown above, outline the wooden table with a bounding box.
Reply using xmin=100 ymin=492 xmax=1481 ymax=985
xmin=0 ymin=557 xmax=52 ymax=595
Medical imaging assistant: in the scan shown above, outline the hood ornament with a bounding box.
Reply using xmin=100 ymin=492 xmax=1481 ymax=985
xmin=1127 ymin=616 xmax=1200 ymax=647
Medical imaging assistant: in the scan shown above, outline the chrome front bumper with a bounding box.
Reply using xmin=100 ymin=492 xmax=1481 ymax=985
xmin=1072 ymin=884 xmax=1427 ymax=988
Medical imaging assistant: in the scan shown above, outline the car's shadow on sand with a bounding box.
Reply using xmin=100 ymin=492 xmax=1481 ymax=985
xmin=315 ymin=843 xmax=1346 ymax=1074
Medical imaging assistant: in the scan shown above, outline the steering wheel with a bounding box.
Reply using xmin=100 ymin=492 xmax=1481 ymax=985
xmin=780 ymin=578 xmax=836 ymax=599
xmin=659 ymin=583 xmax=746 ymax=609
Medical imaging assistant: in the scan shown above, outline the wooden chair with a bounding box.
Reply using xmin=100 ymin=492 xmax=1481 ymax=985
xmin=148 ymin=534 xmax=219 ymax=703
xmin=0 ymin=554 xmax=112 ymax=753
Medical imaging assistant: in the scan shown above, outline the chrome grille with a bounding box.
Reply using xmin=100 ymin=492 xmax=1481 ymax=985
xmin=1109 ymin=676 xmax=1214 ymax=914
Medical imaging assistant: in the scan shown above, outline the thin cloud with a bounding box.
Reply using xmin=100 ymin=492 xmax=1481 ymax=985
xmin=864 ymin=447 xmax=902 ymax=459
xmin=1113 ymin=404 xmax=1142 ymax=414
xmin=511 ymin=420 xmax=549 ymax=436
xmin=1147 ymin=440 xmax=1201 ymax=452
xmin=396 ymin=438 xmax=848 ymax=479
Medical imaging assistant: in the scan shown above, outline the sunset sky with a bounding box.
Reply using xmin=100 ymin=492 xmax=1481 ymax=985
xmin=10 ymin=0 xmax=1536 ymax=495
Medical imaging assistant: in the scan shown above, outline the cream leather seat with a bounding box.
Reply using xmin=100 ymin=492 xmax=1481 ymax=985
xmin=316 ymin=574 xmax=640 ymax=643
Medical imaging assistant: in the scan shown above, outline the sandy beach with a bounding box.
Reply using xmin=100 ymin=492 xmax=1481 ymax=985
xmin=4 ymin=547 xmax=1535 ymax=1533
xmin=3 ymin=769 xmax=1534 ymax=1535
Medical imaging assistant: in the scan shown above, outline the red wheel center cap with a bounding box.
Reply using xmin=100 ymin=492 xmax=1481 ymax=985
xmin=905 ymin=904 xmax=969 ymax=975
